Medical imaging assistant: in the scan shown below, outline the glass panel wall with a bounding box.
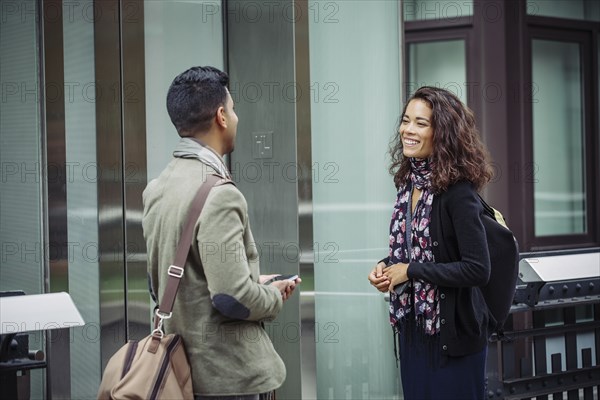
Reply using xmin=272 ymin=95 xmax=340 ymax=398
xmin=62 ymin=1 xmax=101 ymax=397
xmin=407 ymin=40 xmax=467 ymax=103
xmin=144 ymin=0 xmax=224 ymax=181
xmin=527 ymin=0 xmax=600 ymax=22
xmin=309 ymin=1 xmax=401 ymax=398
xmin=531 ymin=40 xmax=585 ymax=236
xmin=0 ymin=1 xmax=44 ymax=397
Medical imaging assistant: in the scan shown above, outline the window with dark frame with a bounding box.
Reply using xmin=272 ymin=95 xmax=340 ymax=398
xmin=403 ymin=0 xmax=600 ymax=252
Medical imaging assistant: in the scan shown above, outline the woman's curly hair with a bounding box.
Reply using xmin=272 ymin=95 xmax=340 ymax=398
xmin=389 ymin=86 xmax=493 ymax=192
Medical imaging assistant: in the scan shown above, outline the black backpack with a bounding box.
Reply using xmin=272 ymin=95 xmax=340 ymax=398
xmin=477 ymin=194 xmax=520 ymax=333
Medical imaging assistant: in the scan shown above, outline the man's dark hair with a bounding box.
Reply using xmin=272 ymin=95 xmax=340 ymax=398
xmin=166 ymin=66 xmax=229 ymax=136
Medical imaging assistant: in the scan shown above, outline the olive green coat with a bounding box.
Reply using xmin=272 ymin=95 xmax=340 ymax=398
xmin=143 ymin=157 xmax=285 ymax=396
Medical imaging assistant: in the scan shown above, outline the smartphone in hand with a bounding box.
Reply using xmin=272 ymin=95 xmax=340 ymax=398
xmin=265 ymin=274 xmax=299 ymax=284
xmin=277 ymin=274 xmax=298 ymax=282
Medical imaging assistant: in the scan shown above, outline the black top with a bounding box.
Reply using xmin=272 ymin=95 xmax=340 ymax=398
xmin=383 ymin=180 xmax=492 ymax=356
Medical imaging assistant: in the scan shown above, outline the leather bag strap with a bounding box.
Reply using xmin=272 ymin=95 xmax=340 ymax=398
xmin=157 ymin=174 xmax=227 ymax=318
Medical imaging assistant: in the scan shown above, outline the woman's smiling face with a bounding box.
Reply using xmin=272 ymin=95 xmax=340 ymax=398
xmin=400 ymin=99 xmax=434 ymax=159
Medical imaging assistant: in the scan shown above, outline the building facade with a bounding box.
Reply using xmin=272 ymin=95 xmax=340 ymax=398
xmin=1 ymin=0 xmax=599 ymax=398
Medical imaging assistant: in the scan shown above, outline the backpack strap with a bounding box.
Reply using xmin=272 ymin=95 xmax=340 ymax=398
xmin=477 ymin=193 xmax=509 ymax=229
xmin=153 ymin=175 xmax=233 ymax=331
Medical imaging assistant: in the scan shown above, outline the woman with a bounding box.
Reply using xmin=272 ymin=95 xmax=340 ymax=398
xmin=368 ymin=86 xmax=494 ymax=399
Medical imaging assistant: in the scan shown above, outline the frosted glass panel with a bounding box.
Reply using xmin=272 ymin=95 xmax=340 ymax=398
xmin=404 ymin=0 xmax=473 ymax=21
xmin=62 ymin=2 xmax=101 ymax=398
xmin=527 ymin=0 xmax=600 ymax=22
xmin=0 ymin=1 xmax=44 ymax=398
xmin=0 ymin=0 xmax=43 ymax=300
xmin=309 ymin=1 xmax=401 ymax=398
xmin=407 ymin=40 xmax=467 ymax=103
xmin=532 ymin=40 xmax=585 ymax=236
xmin=144 ymin=0 xmax=224 ymax=181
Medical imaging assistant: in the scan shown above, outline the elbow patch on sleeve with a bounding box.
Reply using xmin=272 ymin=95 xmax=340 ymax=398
xmin=212 ymin=294 xmax=251 ymax=319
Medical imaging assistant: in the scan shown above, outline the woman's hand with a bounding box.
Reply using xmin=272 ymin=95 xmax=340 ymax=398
xmin=383 ymin=263 xmax=409 ymax=292
xmin=368 ymin=262 xmax=390 ymax=293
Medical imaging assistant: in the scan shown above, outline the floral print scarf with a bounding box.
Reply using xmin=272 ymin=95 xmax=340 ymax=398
xmin=388 ymin=158 xmax=440 ymax=335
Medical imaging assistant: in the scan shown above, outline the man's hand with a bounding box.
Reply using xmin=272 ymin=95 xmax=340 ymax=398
xmin=270 ymin=277 xmax=302 ymax=301
xmin=383 ymin=263 xmax=409 ymax=292
xmin=259 ymin=274 xmax=279 ymax=284
xmin=368 ymin=261 xmax=389 ymax=293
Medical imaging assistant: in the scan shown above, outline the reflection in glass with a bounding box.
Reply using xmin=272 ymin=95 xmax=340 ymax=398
xmin=63 ymin=1 xmax=101 ymax=397
xmin=575 ymin=306 xmax=596 ymax=368
xmin=527 ymin=0 xmax=600 ymax=22
xmin=407 ymin=40 xmax=467 ymax=103
xmin=532 ymin=40 xmax=586 ymax=236
xmin=404 ymin=0 xmax=473 ymax=22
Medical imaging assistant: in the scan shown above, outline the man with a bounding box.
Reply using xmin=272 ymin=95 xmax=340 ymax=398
xmin=143 ymin=66 xmax=298 ymax=399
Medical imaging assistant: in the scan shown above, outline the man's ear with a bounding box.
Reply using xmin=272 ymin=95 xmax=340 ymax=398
xmin=216 ymin=106 xmax=227 ymax=129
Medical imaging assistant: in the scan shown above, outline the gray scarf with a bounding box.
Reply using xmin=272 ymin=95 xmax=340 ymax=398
xmin=172 ymin=137 xmax=232 ymax=179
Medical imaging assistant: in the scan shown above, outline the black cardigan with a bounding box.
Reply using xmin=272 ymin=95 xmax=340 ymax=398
xmin=383 ymin=180 xmax=492 ymax=357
